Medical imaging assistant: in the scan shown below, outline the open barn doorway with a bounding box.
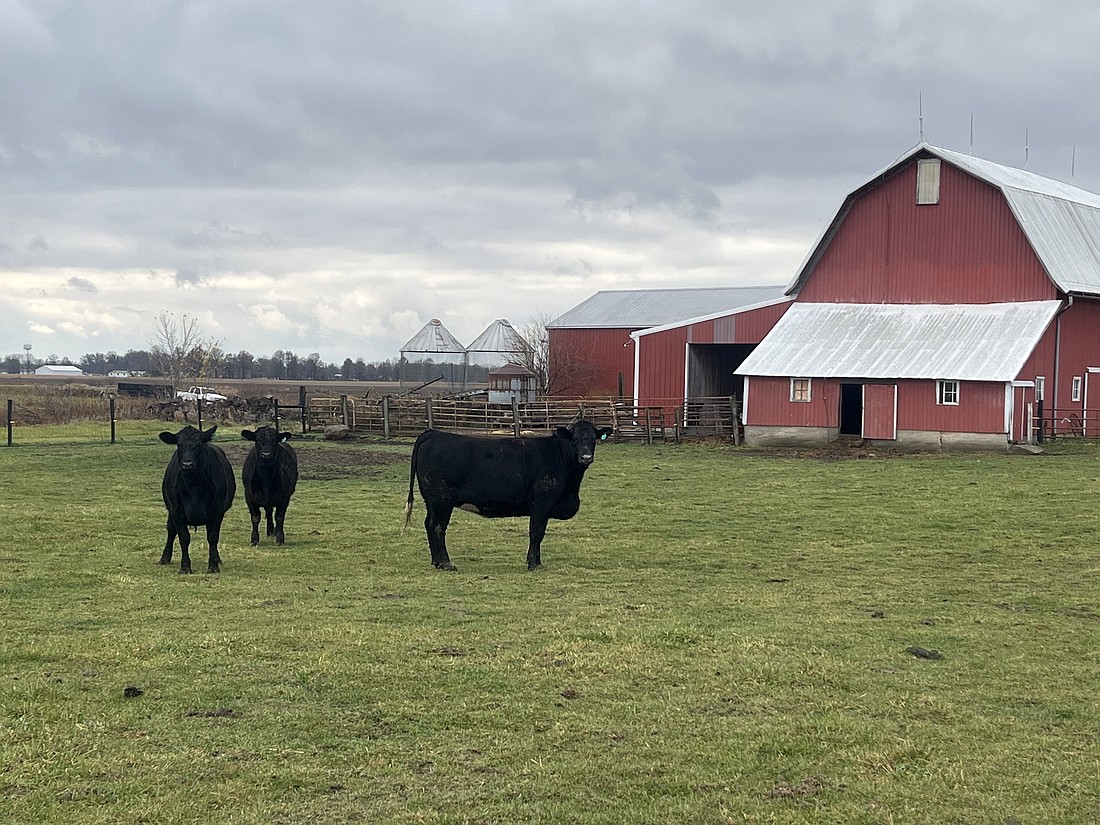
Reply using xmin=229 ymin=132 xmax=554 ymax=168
xmin=839 ymin=383 xmax=862 ymax=436
xmin=687 ymin=343 xmax=756 ymax=400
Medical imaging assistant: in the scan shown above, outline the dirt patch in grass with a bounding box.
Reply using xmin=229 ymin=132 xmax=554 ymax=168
xmin=219 ymin=442 xmax=406 ymax=480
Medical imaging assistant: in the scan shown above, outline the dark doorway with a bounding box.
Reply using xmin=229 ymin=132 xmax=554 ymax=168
xmin=687 ymin=343 xmax=756 ymax=399
xmin=839 ymin=383 xmax=862 ymax=436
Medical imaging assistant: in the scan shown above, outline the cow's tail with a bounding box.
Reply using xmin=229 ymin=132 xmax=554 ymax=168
xmin=403 ymin=435 xmax=420 ymax=532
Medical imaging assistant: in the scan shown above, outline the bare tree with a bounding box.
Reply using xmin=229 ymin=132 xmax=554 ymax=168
xmin=518 ymin=311 xmax=598 ymax=396
xmin=149 ymin=312 xmax=221 ymax=386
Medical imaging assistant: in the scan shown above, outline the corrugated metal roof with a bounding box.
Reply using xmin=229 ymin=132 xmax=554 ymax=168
xmin=737 ymin=301 xmax=1061 ymax=381
xmin=788 ymin=143 xmax=1100 ymax=296
xmin=400 ymin=319 xmax=465 ymax=354
xmin=466 ymin=319 xmax=530 ymax=354
xmin=548 ymin=286 xmax=788 ymax=329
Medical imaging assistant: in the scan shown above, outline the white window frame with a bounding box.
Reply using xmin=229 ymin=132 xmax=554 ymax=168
xmin=937 ymin=380 xmax=960 ymax=406
xmin=790 ymin=377 xmax=812 ymax=403
xmin=1072 ymin=376 xmax=1082 ymax=403
xmin=916 ymin=158 xmax=941 ymax=205
xmin=1035 ymin=376 xmax=1046 ymax=402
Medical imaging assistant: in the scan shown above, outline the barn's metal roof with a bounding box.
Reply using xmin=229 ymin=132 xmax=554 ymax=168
xmin=548 ymin=286 xmax=787 ymax=329
xmin=788 ymin=142 xmax=1100 ymax=296
xmin=400 ymin=319 xmax=465 ymax=354
xmin=737 ymin=301 xmax=1061 ymax=381
xmin=466 ymin=319 xmax=530 ymax=354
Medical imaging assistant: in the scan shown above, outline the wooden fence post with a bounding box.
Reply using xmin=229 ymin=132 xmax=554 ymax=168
xmin=644 ymin=407 xmax=653 ymax=445
xmin=382 ymin=396 xmax=391 ymax=439
xmin=340 ymin=394 xmax=350 ymax=426
xmin=512 ymin=396 xmax=521 ymax=437
xmin=426 ymin=397 xmax=434 ymax=430
xmin=6 ymin=399 xmax=12 ymax=447
xmin=731 ymin=396 xmax=741 ymax=446
xmin=109 ymin=394 xmax=117 ymax=444
xmin=299 ymin=385 xmax=308 ymax=433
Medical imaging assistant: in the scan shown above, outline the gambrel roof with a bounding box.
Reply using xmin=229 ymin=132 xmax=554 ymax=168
xmin=787 ymin=142 xmax=1100 ymax=297
xmin=737 ymin=301 xmax=1061 ymax=382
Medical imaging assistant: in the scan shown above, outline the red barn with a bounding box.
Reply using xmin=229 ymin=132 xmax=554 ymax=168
xmin=738 ymin=142 xmax=1100 ymax=449
xmin=547 ymin=286 xmax=786 ymax=398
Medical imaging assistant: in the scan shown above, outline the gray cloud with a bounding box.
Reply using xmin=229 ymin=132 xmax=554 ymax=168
xmin=3 ymin=1 xmax=1100 ymax=362
xmin=66 ymin=276 xmax=98 ymax=293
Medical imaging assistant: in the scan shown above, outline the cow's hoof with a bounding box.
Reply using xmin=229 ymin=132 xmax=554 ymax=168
xmin=436 ymin=562 xmax=458 ymax=572
xmin=179 ymin=567 xmax=192 ymax=575
xmin=207 ymin=566 xmax=220 ymax=574
xmin=250 ymin=539 xmax=259 ymax=547
xmin=158 ymin=558 xmax=172 ymax=565
xmin=527 ymin=564 xmax=542 ymax=572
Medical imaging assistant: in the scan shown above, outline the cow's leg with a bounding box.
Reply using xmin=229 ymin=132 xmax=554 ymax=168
xmin=205 ymin=518 xmax=223 ymax=573
xmin=248 ymin=500 xmax=261 ymax=546
xmin=527 ymin=514 xmax=549 ymax=571
xmin=425 ymin=504 xmax=457 ymax=572
xmin=265 ymin=506 xmax=276 ymax=537
xmin=176 ymin=522 xmax=193 ymax=574
xmin=160 ymin=517 xmax=176 ymax=565
xmin=273 ymin=502 xmax=288 ymax=545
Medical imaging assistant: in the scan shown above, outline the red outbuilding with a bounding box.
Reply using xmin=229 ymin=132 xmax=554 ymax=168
xmin=738 ymin=142 xmax=1100 ymax=449
xmin=547 ymin=286 xmax=786 ymax=398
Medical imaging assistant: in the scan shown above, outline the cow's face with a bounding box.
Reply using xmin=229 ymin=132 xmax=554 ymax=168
xmin=557 ymin=420 xmax=613 ymax=466
xmin=242 ymin=426 xmax=290 ymax=462
xmin=160 ymin=425 xmax=217 ymax=471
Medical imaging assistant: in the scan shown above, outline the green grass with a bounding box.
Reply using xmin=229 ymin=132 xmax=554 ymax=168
xmin=1 ymin=435 xmax=1099 ymax=823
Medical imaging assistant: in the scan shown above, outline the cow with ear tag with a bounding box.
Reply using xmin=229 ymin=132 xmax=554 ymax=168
xmin=158 ymin=425 xmax=236 ymax=574
xmin=241 ymin=426 xmax=299 ymax=546
xmin=404 ymin=416 xmax=613 ymax=571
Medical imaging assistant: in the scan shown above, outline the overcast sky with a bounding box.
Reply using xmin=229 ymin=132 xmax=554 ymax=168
xmin=3 ymin=1 xmax=1100 ymax=364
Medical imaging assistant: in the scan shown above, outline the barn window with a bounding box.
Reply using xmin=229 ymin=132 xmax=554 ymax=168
xmin=1035 ymin=376 xmax=1046 ymax=402
xmin=917 ymin=159 xmax=941 ymax=204
xmin=1072 ymin=376 xmax=1082 ymax=402
xmin=790 ymin=378 xmax=811 ymax=403
xmin=937 ymin=380 xmax=959 ymax=406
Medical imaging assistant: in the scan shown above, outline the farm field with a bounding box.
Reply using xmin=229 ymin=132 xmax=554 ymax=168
xmin=1 ymin=429 xmax=1099 ymax=824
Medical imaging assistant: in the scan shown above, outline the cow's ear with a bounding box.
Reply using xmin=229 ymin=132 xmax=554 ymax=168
xmin=241 ymin=429 xmax=257 ymax=441
xmin=159 ymin=431 xmax=178 ymax=445
xmin=201 ymin=425 xmax=217 ymax=442
xmin=555 ymin=426 xmax=573 ymax=440
xmin=599 ymin=428 xmax=612 ymax=441
xmin=279 ymin=432 xmax=292 ymax=443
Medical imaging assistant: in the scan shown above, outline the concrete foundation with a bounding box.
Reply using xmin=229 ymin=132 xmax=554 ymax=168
xmin=745 ymin=426 xmax=1011 ymax=452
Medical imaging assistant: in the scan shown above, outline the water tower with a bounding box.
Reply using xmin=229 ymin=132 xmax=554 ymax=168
xmin=22 ymin=343 xmax=32 ymax=374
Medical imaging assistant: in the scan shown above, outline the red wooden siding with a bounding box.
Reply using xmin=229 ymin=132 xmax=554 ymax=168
xmin=747 ymin=377 xmax=1008 ymax=434
xmin=547 ymin=327 xmax=636 ymax=396
xmin=862 ymin=384 xmax=897 ymax=439
xmin=746 ymin=377 xmax=841 ymax=427
xmin=895 ymin=380 xmax=1006 ymax=433
xmin=634 ymin=302 xmax=792 ymax=407
xmin=797 ymin=162 xmax=1058 ymax=304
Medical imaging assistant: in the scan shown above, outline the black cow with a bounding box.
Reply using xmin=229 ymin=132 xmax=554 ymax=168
xmin=159 ymin=425 xmax=236 ymax=574
xmin=241 ymin=426 xmax=299 ymax=546
xmin=404 ymin=419 xmax=613 ymax=571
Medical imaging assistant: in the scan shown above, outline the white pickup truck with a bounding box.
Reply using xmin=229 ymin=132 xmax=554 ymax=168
xmin=175 ymin=385 xmax=228 ymax=403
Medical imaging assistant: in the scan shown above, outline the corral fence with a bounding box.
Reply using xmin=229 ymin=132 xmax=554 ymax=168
xmin=3 ymin=384 xmax=741 ymax=446
xmin=1036 ymin=407 xmax=1100 ymax=441
xmin=307 ymin=394 xmax=743 ymax=442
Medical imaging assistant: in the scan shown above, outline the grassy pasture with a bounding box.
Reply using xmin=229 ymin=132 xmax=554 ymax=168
xmin=1 ymin=430 xmax=1099 ymax=824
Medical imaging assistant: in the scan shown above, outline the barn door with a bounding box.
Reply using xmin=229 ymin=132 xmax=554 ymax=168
xmin=862 ymin=384 xmax=897 ymax=440
xmin=1009 ymin=383 xmax=1033 ymax=443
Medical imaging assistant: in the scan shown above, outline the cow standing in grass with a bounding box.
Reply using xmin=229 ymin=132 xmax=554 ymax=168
xmin=404 ymin=418 xmax=613 ymax=571
xmin=159 ymin=425 xmax=236 ymax=574
xmin=241 ymin=426 xmax=299 ymax=546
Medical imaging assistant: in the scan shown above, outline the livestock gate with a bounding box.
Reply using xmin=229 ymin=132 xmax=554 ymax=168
xmin=307 ymin=395 xmax=743 ymax=443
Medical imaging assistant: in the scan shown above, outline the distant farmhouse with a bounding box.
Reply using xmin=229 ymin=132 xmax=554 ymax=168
xmin=550 ymin=142 xmax=1100 ymax=449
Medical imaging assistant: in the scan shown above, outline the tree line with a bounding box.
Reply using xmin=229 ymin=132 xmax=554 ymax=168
xmin=1 ymin=348 xmax=408 ymax=382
